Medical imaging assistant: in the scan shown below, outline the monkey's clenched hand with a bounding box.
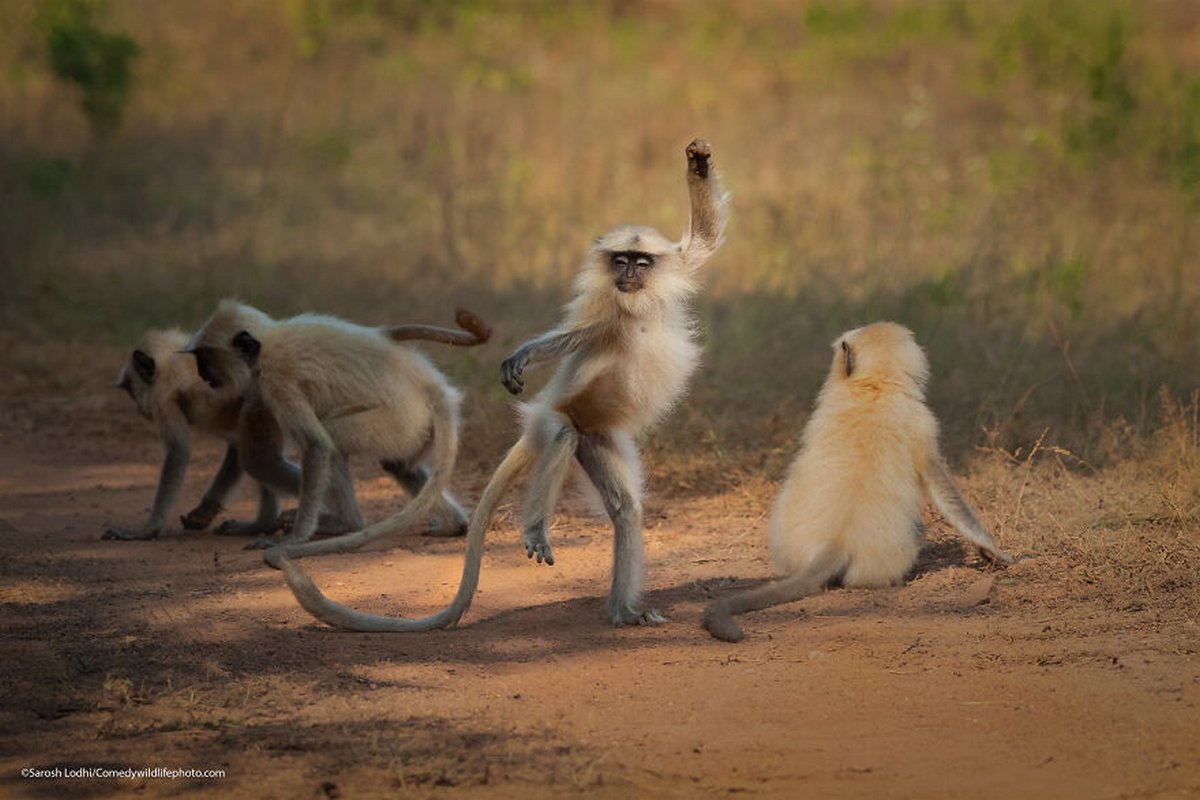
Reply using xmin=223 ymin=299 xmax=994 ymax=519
xmin=501 ymin=350 xmax=528 ymax=395
xmin=686 ymin=138 xmax=712 ymax=179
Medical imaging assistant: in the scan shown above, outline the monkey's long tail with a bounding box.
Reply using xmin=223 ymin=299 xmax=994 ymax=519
xmin=271 ymin=438 xmax=534 ymax=632
xmin=702 ymin=548 xmax=845 ymax=643
xmin=383 ymin=308 xmax=491 ymax=347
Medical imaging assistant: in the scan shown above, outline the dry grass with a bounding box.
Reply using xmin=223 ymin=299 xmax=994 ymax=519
xmin=0 ymin=0 xmax=1197 ymax=473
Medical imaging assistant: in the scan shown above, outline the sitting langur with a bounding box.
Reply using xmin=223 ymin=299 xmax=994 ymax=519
xmin=703 ymin=322 xmax=1014 ymax=643
xmin=104 ymin=327 xmax=285 ymax=541
xmin=273 ymin=138 xmax=729 ymax=630
xmin=187 ymin=303 xmax=489 ymax=555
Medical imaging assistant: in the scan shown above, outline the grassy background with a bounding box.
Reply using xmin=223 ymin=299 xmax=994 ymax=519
xmin=1 ymin=0 xmax=1198 ymax=479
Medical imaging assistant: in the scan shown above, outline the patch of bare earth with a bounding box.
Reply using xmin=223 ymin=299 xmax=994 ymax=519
xmin=0 ymin=362 xmax=1197 ymax=798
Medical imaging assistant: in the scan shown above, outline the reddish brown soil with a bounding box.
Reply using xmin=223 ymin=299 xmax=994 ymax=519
xmin=1 ymin=363 xmax=1197 ymax=799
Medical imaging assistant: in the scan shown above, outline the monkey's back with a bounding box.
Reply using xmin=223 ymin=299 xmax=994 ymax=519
xmin=769 ymin=384 xmax=934 ymax=587
xmin=259 ymin=316 xmax=457 ymax=457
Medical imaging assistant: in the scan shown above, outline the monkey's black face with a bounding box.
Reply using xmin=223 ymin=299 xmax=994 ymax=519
xmin=190 ymin=347 xmax=223 ymax=389
xmin=610 ymin=251 xmax=655 ymax=293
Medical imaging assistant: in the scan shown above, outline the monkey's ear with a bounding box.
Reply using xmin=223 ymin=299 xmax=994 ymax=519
xmin=231 ymin=331 xmax=261 ymax=364
xmin=841 ymin=341 xmax=854 ymax=378
xmin=131 ymin=350 xmax=156 ymax=384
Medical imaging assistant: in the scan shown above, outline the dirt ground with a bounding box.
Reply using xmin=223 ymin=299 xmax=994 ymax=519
xmin=1 ymin=355 xmax=1198 ymax=799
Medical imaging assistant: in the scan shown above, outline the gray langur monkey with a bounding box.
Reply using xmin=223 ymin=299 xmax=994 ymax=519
xmin=187 ymin=303 xmax=489 ymax=556
xmin=703 ymin=322 xmax=1014 ymax=643
xmin=274 ymin=138 xmax=730 ymax=631
xmin=103 ymin=327 xmax=285 ymax=541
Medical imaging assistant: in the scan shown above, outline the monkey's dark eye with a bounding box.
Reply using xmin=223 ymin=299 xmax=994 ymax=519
xmin=635 ymin=256 xmax=653 ymax=269
xmin=613 ymin=254 xmax=630 ymax=269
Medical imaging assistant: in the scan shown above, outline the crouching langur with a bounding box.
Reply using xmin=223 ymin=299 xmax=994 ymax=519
xmin=187 ymin=304 xmax=490 ymax=556
xmin=703 ymin=322 xmax=1014 ymax=643
xmin=274 ymin=137 xmax=730 ymax=631
xmin=104 ymin=327 xmax=285 ymax=540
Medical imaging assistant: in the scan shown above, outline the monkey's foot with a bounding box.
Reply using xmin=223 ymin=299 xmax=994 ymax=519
xmin=423 ymin=518 xmax=468 ymax=538
xmin=983 ymin=546 xmax=1016 ymax=566
xmin=180 ymin=501 xmax=222 ymax=530
xmin=102 ymin=527 xmax=160 ymax=541
xmin=421 ymin=504 xmax=468 ymax=538
xmin=686 ymin=138 xmax=712 ymax=179
xmin=608 ymin=602 xmax=667 ymax=627
xmin=609 ymin=609 xmax=667 ymax=628
xmin=246 ymin=528 xmax=317 ymax=550
xmin=523 ymin=524 xmax=555 ymax=565
xmin=701 ymin=603 xmax=745 ymax=643
xmin=215 ymin=518 xmax=279 ymax=537
xmin=276 ymin=509 xmax=361 ymax=537
xmin=244 ymin=536 xmax=280 ymax=550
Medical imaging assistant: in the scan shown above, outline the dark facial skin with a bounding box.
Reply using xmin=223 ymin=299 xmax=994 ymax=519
xmin=190 ymin=347 xmax=223 ymax=389
xmin=610 ymin=251 xmax=655 ymax=293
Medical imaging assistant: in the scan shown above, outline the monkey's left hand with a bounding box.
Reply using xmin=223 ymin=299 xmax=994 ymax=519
xmin=501 ymin=351 xmax=528 ymax=395
xmin=686 ymin=138 xmax=712 ymax=179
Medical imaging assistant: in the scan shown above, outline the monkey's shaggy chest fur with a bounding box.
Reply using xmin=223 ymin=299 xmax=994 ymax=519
xmin=551 ymin=312 xmax=700 ymax=436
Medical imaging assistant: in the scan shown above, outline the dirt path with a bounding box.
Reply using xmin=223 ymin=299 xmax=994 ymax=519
xmin=1 ymin=383 xmax=1197 ymax=799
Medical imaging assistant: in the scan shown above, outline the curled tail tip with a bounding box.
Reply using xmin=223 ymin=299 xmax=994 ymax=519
xmin=702 ymin=604 xmax=745 ymax=643
xmin=454 ymin=307 xmax=492 ymax=344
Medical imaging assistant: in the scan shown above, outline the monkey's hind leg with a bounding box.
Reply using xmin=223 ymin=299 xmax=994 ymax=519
xmin=521 ymin=417 xmax=578 ymax=566
xmin=576 ymin=431 xmax=662 ymax=626
xmin=245 ymin=453 xmax=364 ymax=542
xmin=381 ymin=460 xmax=468 ymax=538
xmin=703 ymin=549 xmax=846 ymax=642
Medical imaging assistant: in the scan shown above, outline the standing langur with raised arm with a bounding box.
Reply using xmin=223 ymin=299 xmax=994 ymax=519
xmin=187 ymin=304 xmax=490 ymax=555
xmin=104 ymin=327 xmax=285 ymax=540
xmin=275 ymin=138 xmax=729 ymax=631
xmin=703 ymin=322 xmax=1014 ymax=643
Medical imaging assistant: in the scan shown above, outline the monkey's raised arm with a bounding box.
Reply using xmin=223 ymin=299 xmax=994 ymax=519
xmin=103 ymin=409 xmax=191 ymax=540
xmin=924 ymin=454 xmax=1014 ymax=565
xmin=383 ymin=308 xmax=492 ymax=347
xmin=500 ymin=324 xmax=601 ymax=395
xmin=680 ymin=138 xmax=729 ymax=266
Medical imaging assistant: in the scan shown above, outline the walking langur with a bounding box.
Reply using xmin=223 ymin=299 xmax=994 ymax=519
xmin=703 ymin=322 xmax=1014 ymax=643
xmin=271 ymin=138 xmax=730 ymax=631
xmin=186 ymin=304 xmax=490 ymax=554
xmin=103 ymin=327 xmax=286 ymax=541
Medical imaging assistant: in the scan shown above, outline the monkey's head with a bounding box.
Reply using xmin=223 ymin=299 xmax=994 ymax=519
xmin=579 ymin=225 xmax=693 ymax=314
xmin=116 ymin=328 xmax=190 ymax=420
xmin=831 ymin=322 xmax=929 ymax=396
xmin=186 ymin=301 xmax=273 ymax=393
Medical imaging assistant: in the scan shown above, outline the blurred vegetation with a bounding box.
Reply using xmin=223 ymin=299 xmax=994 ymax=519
xmin=0 ymin=0 xmax=1197 ymax=478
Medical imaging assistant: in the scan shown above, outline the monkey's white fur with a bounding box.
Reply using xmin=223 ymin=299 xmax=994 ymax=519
xmin=705 ymin=322 xmax=1012 ymax=642
xmin=769 ymin=323 xmax=934 ymax=585
xmin=188 ymin=302 xmax=479 ymax=561
xmin=275 ymin=138 xmax=729 ymax=631
xmin=104 ymin=327 xmax=278 ymax=540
